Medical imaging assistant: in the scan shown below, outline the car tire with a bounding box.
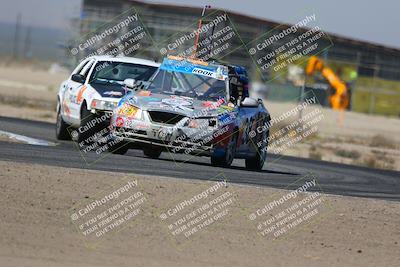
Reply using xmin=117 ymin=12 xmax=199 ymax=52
xmin=245 ymin=126 xmax=268 ymax=171
xmin=211 ymin=133 xmax=237 ymax=167
xmin=143 ymin=146 xmax=162 ymax=159
xmin=56 ymin=103 xmax=71 ymax=140
xmin=245 ymin=152 xmax=266 ymax=171
xmin=78 ymin=103 xmax=96 ymax=146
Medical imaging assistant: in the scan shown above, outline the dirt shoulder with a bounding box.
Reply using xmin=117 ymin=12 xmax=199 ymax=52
xmin=0 ymin=65 xmax=62 ymax=123
xmin=0 ymin=161 xmax=398 ymax=267
xmin=0 ymin=103 xmax=55 ymax=123
xmin=264 ymin=100 xmax=400 ymax=171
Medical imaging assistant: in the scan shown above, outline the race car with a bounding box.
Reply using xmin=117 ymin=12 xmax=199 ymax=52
xmin=109 ymin=56 xmax=271 ymax=170
xmin=56 ymin=55 xmax=160 ymax=143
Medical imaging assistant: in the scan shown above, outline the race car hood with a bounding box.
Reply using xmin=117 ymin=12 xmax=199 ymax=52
xmin=122 ymin=92 xmax=234 ymax=118
xmin=90 ymin=82 xmax=126 ymax=98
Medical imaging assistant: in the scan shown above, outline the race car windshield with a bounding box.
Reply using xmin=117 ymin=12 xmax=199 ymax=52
xmin=147 ymin=69 xmax=228 ymax=101
xmin=89 ymin=61 xmax=157 ymax=84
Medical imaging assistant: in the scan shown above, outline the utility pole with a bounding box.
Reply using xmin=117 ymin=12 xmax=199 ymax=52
xmin=13 ymin=13 xmax=22 ymax=60
xmin=23 ymin=26 xmax=32 ymax=59
xmin=369 ymin=54 xmax=379 ymax=114
xmin=299 ymin=73 xmax=306 ymax=120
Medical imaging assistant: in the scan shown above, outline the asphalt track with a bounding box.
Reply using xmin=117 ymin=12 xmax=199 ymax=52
xmin=0 ymin=116 xmax=399 ymax=200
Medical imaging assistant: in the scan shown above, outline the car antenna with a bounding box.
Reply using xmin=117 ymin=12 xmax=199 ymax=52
xmin=192 ymin=5 xmax=211 ymax=59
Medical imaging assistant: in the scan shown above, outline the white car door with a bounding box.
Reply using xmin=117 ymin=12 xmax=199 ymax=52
xmin=68 ymin=59 xmax=95 ymax=123
xmin=62 ymin=59 xmax=89 ymax=124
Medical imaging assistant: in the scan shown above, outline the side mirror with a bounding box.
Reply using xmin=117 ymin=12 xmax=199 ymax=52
xmin=240 ymin=97 xmax=259 ymax=108
xmin=124 ymin=78 xmax=137 ymax=89
xmin=71 ymin=74 xmax=85 ymax=84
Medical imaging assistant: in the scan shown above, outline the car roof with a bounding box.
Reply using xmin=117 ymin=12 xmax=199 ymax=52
xmin=87 ymin=55 xmax=160 ymax=67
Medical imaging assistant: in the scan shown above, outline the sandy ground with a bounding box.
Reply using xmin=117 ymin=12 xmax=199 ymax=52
xmin=265 ymin=100 xmax=400 ymax=142
xmin=0 ymin=104 xmax=55 ymax=123
xmin=0 ymin=160 xmax=399 ymax=267
xmin=265 ymin=101 xmax=400 ymax=170
xmin=0 ymin=65 xmax=64 ymax=122
xmin=0 ymin=65 xmax=68 ymax=94
xmin=0 ymin=65 xmax=63 ymax=122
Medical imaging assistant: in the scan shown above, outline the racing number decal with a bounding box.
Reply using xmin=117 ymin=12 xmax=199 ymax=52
xmin=116 ymin=117 xmax=125 ymax=127
xmin=118 ymin=104 xmax=139 ymax=117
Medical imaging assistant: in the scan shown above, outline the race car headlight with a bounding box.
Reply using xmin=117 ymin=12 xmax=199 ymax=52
xmin=117 ymin=103 xmax=143 ymax=120
xmin=91 ymin=99 xmax=118 ymax=111
xmin=186 ymin=118 xmax=218 ymax=129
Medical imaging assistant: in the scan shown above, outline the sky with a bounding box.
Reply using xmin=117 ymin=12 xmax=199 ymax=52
xmin=0 ymin=0 xmax=399 ymax=48
xmin=0 ymin=0 xmax=81 ymax=30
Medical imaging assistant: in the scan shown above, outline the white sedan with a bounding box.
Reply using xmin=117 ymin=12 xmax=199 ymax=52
xmin=56 ymin=55 xmax=160 ymax=143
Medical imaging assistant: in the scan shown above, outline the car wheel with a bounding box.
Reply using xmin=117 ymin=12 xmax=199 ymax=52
xmin=245 ymin=127 xmax=268 ymax=171
xmin=78 ymin=103 xmax=96 ymax=146
xmin=245 ymin=150 xmax=266 ymax=171
xmin=55 ymin=103 xmax=71 ymax=140
xmin=143 ymin=146 xmax=162 ymax=159
xmin=211 ymin=133 xmax=237 ymax=167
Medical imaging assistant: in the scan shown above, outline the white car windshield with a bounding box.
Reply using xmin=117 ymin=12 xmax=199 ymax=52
xmin=89 ymin=61 xmax=157 ymax=84
xmin=147 ymin=69 xmax=228 ymax=101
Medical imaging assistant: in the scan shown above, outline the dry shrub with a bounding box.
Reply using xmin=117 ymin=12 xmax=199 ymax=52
xmin=334 ymin=149 xmax=361 ymax=159
xmin=370 ymin=135 xmax=396 ymax=149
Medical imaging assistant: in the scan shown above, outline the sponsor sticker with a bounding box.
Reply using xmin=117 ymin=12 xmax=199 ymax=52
xmin=192 ymin=68 xmax=215 ymax=78
xmin=104 ymin=91 xmax=123 ymax=97
xmin=116 ymin=116 xmax=124 ymax=127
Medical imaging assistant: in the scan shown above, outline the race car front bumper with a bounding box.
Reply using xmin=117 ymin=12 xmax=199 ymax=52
xmin=110 ymin=116 xmax=233 ymax=156
xmin=112 ymin=125 xmax=215 ymax=156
